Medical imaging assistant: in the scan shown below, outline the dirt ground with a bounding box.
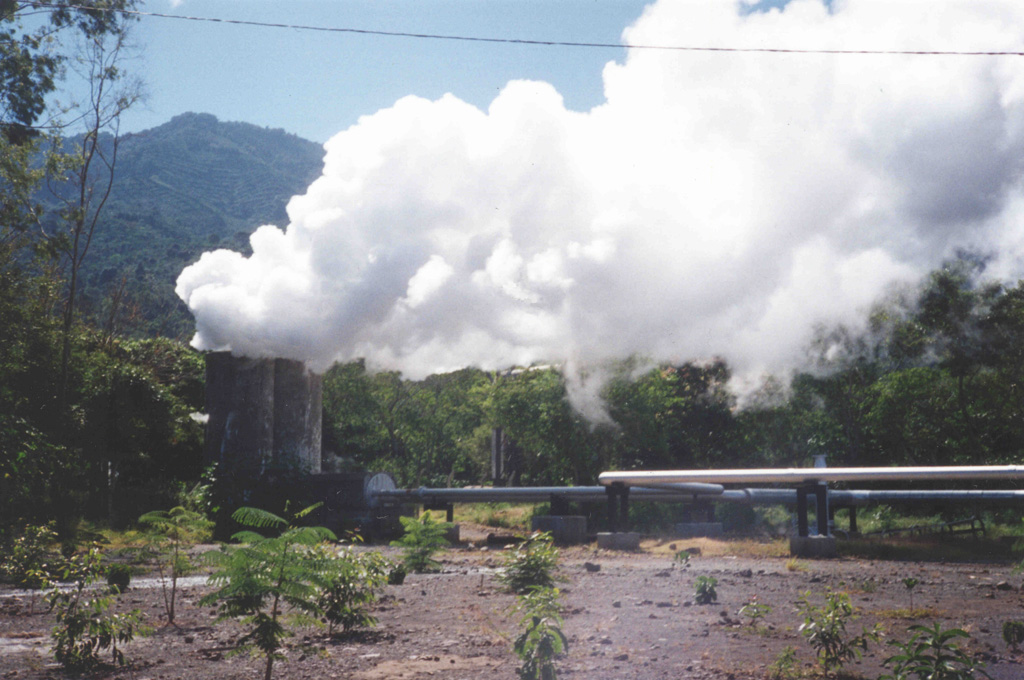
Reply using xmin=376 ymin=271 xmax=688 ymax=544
xmin=2 ymin=526 xmax=1024 ymax=680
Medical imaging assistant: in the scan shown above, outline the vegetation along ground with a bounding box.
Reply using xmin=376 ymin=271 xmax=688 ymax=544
xmin=3 ymin=522 xmax=1024 ymax=680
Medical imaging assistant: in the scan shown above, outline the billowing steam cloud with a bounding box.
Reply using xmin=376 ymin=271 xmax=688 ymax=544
xmin=178 ymin=0 xmax=1024 ymax=410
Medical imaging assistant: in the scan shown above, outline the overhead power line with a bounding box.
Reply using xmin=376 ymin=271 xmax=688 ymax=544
xmin=30 ymin=2 xmax=1024 ymax=57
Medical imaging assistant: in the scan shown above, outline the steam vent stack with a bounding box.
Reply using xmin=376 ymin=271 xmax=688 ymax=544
xmin=204 ymin=352 xmax=323 ymax=484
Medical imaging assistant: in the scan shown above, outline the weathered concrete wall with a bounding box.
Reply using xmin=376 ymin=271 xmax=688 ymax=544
xmin=272 ymin=358 xmax=322 ymax=475
xmin=204 ymin=352 xmax=275 ymax=480
xmin=204 ymin=353 xmax=322 ymax=482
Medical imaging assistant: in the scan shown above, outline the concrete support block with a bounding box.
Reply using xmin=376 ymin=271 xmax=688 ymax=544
xmin=597 ymin=532 xmax=641 ymax=551
xmin=789 ymin=535 xmax=838 ymax=558
xmin=444 ymin=523 xmax=460 ymax=545
xmin=673 ymin=522 xmax=723 ymax=538
xmin=531 ymin=516 xmax=587 ymax=545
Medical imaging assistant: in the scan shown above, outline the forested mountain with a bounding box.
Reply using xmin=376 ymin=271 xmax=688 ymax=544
xmin=57 ymin=112 xmax=325 ymax=339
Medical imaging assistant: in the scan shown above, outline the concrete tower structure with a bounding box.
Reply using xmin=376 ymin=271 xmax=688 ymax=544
xmin=204 ymin=352 xmax=323 ymax=482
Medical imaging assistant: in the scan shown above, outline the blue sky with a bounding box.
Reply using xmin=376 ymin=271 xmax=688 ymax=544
xmin=125 ymin=0 xmax=664 ymax=142
xmin=169 ymin=0 xmax=1024 ymax=392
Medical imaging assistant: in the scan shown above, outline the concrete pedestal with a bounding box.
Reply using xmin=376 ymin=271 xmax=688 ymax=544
xmin=673 ymin=522 xmax=723 ymax=538
xmin=444 ymin=523 xmax=460 ymax=545
xmin=531 ymin=516 xmax=587 ymax=545
xmin=597 ymin=532 xmax=641 ymax=551
xmin=789 ymin=535 xmax=838 ymax=558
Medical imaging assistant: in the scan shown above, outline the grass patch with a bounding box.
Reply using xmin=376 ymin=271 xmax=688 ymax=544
xmin=872 ymin=606 xmax=945 ymax=620
xmin=785 ymin=557 xmax=809 ymax=572
xmin=838 ymin=535 xmax=1017 ymax=563
xmin=453 ymin=503 xmax=535 ymax=532
xmin=643 ymin=536 xmax=789 ymax=559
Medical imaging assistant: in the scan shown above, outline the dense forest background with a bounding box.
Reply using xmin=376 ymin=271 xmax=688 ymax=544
xmin=4 ymin=109 xmax=1024 ymax=539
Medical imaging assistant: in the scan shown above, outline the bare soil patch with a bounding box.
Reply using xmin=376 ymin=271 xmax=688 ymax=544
xmin=2 ymin=532 xmax=1023 ymax=679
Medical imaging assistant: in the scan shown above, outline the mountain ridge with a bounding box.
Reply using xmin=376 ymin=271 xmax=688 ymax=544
xmin=73 ymin=112 xmax=325 ymax=339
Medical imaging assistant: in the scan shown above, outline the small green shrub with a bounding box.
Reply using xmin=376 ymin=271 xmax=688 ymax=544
xmin=694 ymin=575 xmax=718 ymax=605
xmin=139 ymin=505 xmax=214 ymax=625
xmin=673 ymin=550 xmax=691 ymax=568
xmin=388 ymin=564 xmax=407 ymax=585
xmin=316 ymin=544 xmax=391 ymax=635
xmin=47 ymin=546 xmax=146 ymax=672
xmin=1 ymin=523 xmax=61 ymax=590
xmin=513 ymin=586 xmax=568 ymax=680
xmin=105 ymin=564 xmax=132 ymax=593
xmin=499 ymin=531 xmax=560 ymax=594
xmin=390 ymin=513 xmax=450 ymax=573
xmin=738 ymin=599 xmax=772 ymax=626
xmin=766 ymin=645 xmax=801 ymax=680
xmin=902 ymin=577 xmax=920 ymax=610
xmin=797 ymin=588 xmax=879 ymax=675
xmin=200 ymin=504 xmax=337 ymax=680
xmin=1003 ymin=620 xmax=1024 ymax=652
xmin=881 ymin=622 xmax=990 ymax=680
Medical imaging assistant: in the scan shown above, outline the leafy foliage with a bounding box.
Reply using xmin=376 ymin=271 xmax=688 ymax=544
xmin=902 ymin=577 xmax=920 ymax=610
xmin=139 ymin=505 xmax=213 ymax=624
xmin=797 ymin=589 xmax=880 ymax=675
xmin=314 ymin=542 xmax=392 ymax=635
xmin=693 ymin=575 xmax=718 ymax=605
xmin=105 ymin=563 xmax=131 ymax=593
xmin=881 ymin=622 xmax=990 ymax=680
xmin=47 ymin=545 xmax=146 ymax=672
xmin=1002 ymin=620 xmax=1024 ymax=653
xmin=0 ymin=523 xmax=60 ymax=589
xmin=498 ymin=531 xmax=561 ymax=595
xmin=390 ymin=513 xmax=450 ymax=573
xmin=200 ymin=505 xmax=337 ymax=680
xmin=512 ymin=586 xmax=569 ymax=680
xmin=766 ymin=645 xmax=801 ymax=680
xmin=738 ymin=599 xmax=772 ymax=626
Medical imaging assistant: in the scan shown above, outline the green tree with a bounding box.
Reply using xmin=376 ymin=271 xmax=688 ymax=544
xmin=47 ymin=544 xmax=146 ymax=672
xmin=139 ymin=505 xmax=213 ymax=625
xmin=512 ymin=586 xmax=569 ymax=680
xmin=200 ymin=505 xmax=336 ymax=680
xmin=390 ymin=512 xmax=450 ymax=573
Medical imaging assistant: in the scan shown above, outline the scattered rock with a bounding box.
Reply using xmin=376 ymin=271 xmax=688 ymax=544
xmin=584 ymin=562 xmax=601 ymax=573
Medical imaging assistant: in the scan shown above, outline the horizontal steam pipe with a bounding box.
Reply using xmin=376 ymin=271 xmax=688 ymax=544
xmin=371 ymin=483 xmax=724 ymax=505
xmin=371 ymin=486 xmax=1024 ymax=508
xmin=599 ymin=465 xmax=1024 ymax=486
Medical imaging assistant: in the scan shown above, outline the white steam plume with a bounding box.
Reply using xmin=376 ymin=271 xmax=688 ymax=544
xmin=178 ymin=0 xmax=1024 ymax=408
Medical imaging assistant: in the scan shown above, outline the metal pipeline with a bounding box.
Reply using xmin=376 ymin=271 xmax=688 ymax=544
xmin=829 ymin=489 xmax=1024 ymax=507
xmin=371 ymin=483 xmax=724 ymax=506
xmin=599 ymin=465 xmax=1024 ymax=486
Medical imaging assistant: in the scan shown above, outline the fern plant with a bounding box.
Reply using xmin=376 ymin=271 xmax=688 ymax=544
xmin=140 ymin=505 xmax=213 ymax=625
xmin=200 ymin=504 xmax=336 ymax=680
xmin=390 ymin=513 xmax=450 ymax=573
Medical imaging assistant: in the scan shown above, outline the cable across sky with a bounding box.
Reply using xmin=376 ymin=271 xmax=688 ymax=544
xmin=31 ymin=2 xmax=1024 ymax=57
